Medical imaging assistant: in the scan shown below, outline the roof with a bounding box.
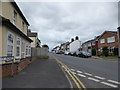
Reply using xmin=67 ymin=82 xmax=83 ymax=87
xmin=82 ymin=39 xmax=94 ymax=45
xmin=1 ymin=16 xmax=33 ymax=42
xmin=10 ymin=1 xmax=29 ymax=25
xmin=97 ymin=31 xmax=117 ymax=40
xmin=28 ymin=32 xmax=37 ymax=37
xmin=82 ymin=35 xmax=100 ymax=45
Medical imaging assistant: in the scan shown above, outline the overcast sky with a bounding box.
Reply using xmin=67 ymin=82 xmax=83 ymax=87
xmin=16 ymin=1 xmax=118 ymax=50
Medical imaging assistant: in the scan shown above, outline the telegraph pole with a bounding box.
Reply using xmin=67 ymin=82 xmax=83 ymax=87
xmin=118 ymin=27 xmax=120 ymax=58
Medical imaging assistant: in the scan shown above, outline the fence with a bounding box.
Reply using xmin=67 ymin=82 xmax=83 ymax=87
xmin=31 ymin=47 xmax=48 ymax=58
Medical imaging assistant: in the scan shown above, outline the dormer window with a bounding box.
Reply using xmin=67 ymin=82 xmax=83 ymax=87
xmin=13 ymin=10 xmax=17 ymax=25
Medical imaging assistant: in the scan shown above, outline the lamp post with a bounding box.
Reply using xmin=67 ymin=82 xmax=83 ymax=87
xmin=118 ymin=27 xmax=120 ymax=58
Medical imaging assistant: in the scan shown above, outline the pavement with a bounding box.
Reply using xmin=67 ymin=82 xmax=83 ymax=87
xmin=2 ymin=58 xmax=70 ymax=88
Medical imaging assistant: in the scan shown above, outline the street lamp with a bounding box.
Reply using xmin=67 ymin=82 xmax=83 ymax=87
xmin=118 ymin=27 xmax=120 ymax=58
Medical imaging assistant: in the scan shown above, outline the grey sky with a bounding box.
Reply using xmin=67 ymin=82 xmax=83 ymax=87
xmin=16 ymin=1 xmax=118 ymax=50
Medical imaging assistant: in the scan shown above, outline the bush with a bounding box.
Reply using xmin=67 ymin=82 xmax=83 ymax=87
xmin=92 ymin=48 xmax=96 ymax=56
xmin=102 ymin=46 xmax=109 ymax=56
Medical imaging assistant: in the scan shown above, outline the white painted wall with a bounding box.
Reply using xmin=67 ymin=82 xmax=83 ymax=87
xmin=70 ymin=40 xmax=81 ymax=52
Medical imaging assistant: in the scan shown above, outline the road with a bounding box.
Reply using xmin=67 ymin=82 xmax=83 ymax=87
xmin=50 ymin=53 xmax=119 ymax=88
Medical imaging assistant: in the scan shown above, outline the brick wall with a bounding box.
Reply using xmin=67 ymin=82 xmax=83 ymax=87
xmin=0 ymin=57 xmax=37 ymax=78
xmin=98 ymin=32 xmax=118 ymax=55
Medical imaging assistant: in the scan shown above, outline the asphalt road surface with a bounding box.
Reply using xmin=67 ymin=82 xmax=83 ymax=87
xmin=50 ymin=53 xmax=119 ymax=88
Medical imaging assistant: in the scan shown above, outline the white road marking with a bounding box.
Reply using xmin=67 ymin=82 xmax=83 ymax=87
xmin=108 ymin=80 xmax=120 ymax=84
xmin=71 ymin=72 xmax=76 ymax=75
xmin=71 ymin=69 xmax=75 ymax=71
xmin=88 ymin=77 xmax=100 ymax=82
xmin=77 ymin=73 xmax=86 ymax=77
xmin=84 ymin=73 xmax=92 ymax=76
xmin=76 ymin=70 xmax=83 ymax=73
xmin=94 ymin=76 xmax=105 ymax=80
xmin=101 ymin=82 xmax=118 ymax=88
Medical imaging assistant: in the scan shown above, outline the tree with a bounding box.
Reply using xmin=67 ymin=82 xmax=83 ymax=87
xmin=42 ymin=44 xmax=49 ymax=49
xmin=92 ymin=48 xmax=96 ymax=56
xmin=102 ymin=46 xmax=109 ymax=56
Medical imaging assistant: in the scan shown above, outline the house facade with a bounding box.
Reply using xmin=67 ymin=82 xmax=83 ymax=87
xmin=69 ymin=36 xmax=81 ymax=52
xmin=0 ymin=1 xmax=32 ymax=63
xmin=28 ymin=29 xmax=41 ymax=48
xmin=97 ymin=31 xmax=118 ymax=55
xmin=82 ymin=36 xmax=99 ymax=54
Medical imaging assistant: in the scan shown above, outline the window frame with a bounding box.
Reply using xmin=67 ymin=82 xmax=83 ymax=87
xmin=107 ymin=36 xmax=115 ymax=43
xmin=21 ymin=40 xmax=25 ymax=58
xmin=100 ymin=39 xmax=105 ymax=44
xmin=6 ymin=32 xmax=14 ymax=56
xmin=13 ymin=10 xmax=17 ymax=25
xmin=16 ymin=37 xmax=21 ymax=59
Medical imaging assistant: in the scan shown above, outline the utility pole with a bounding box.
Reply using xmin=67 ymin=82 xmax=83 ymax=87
xmin=118 ymin=27 xmax=120 ymax=58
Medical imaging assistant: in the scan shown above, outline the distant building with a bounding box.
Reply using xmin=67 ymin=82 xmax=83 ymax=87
xmin=82 ymin=36 xmax=99 ymax=54
xmin=97 ymin=31 xmax=118 ymax=55
xmin=69 ymin=36 xmax=81 ymax=52
xmin=28 ymin=29 xmax=41 ymax=48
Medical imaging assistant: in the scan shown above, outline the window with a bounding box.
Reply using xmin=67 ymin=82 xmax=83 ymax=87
xmin=25 ymin=43 xmax=30 ymax=57
xmin=100 ymin=39 xmax=105 ymax=44
xmin=13 ymin=10 xmax=17 ymax=25
xmin=92 ymin=41 xmax=95 ymax=46
xmin=88 ymin=42 xmax=91 ymax=46
xmin=22 ymin=21 xmax=24 ymax=31
xmin=7 ymin=32 xmax=14 ymax=56
xmin=26 ymin=44 xmax=28 ymax=56
xmin=29 ymin=45 xmax=31 ymax=56
xmin=16 ymin=37 xmax=21 ymax=58
xmin=107 ymin=36 xmax=115 ymax=43
xmin=21 ymin=41 xmax=25 ymax=58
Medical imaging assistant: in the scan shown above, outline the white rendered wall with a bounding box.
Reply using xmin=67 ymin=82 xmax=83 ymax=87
xmin=70 ymin=40 xmax=81 ymax=52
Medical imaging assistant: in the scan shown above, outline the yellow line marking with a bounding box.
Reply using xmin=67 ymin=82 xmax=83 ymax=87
xmin=55 ymin=58 xmax=87 ymax=90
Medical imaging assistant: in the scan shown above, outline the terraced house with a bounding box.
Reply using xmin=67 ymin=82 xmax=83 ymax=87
xmin=0 ymin=1 xmax=33 ymax=77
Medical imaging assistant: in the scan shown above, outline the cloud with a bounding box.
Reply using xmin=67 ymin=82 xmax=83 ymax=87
xmin=16 ymin=2 xmax=118 ymax=50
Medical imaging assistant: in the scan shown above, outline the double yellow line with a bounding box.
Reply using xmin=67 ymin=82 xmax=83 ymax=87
xmin=54 ymin=57 xmax=87 ymax=90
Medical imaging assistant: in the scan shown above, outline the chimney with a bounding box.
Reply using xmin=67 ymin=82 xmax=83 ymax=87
xmin=71 ymin=38 xmax=74 ymax=42
xmin=75 ymin=36 xmax=79 ymax=40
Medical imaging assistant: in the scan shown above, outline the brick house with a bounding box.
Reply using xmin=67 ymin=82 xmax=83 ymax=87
xmin=97 ymin=31 xmax=118 ymax=55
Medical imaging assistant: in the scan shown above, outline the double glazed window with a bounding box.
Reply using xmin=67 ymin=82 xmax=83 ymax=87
xmin=16 ymin=37 xmax=21 ymax=58
xmin=21 ymin=41 xmax=25 ymax=58
xmin=13 ymin=10 xmax=17 ymax=25
xmin=107 ymin=36 xmax=115 ymax=43
xmin=100 ymin=39 xmax=105 ymax=44
xmin=7 ymin=32 xmax=14 ymax=56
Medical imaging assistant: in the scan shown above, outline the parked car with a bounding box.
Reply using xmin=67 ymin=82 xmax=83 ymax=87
xmin=77 ymin=51 xmax=91 ymax=58
xmin=64 ymin=51 xmax=70 ymax=55
xmin=69 ymin=51 xmax=76 ymax=56
xmin=56 ymin=50 xmax=64 ymax=54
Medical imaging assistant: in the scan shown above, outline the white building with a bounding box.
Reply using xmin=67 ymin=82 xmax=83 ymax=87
xmin=69 ymin=36 xmax=81 ymax=52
